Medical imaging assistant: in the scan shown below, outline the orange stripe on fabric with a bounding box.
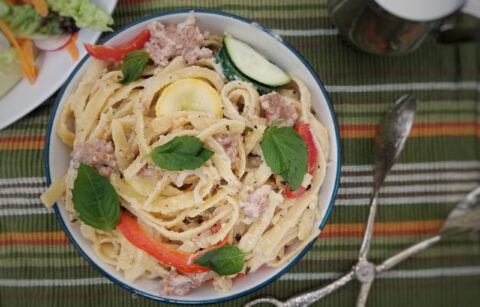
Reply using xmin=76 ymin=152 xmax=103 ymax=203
xmin=320 ymin=220 xmax=443 ymax=238
xmin=0 ymin=220 xmax=444 ymax=246
xmin=0 ymin=141 xmax=44 ymax=150
xmin=340 ymin=122 xmax=480 ymax=139
xmin=3 ymin=121 xmax=477 ymax=148
xmin=0 ymin=231 xmax=69 ymax=246
xmin=0 ymin=136 xmax=45 ymax=143
xmin=0 ymin=136 xmax=45 ymax=150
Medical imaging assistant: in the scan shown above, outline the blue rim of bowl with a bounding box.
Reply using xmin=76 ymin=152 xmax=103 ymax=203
xmin=45 ymin=9 xmax=341 ymax=305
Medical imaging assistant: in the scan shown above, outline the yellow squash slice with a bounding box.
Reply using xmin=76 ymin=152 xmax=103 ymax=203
xmin=125 ymin=176 xmax=157 ymax=197
xmin=156 ymin=78 xmax=222 ymax=117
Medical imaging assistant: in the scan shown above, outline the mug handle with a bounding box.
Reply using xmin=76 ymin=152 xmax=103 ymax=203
xmin=436 ymin=26 xmax=480 ymax=43
xmin=437 ymin=0 xmax=480 ymax=43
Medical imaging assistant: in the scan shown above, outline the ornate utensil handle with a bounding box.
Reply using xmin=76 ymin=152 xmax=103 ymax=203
xmin=358 ymin=193 xmax=379 ymax=261
xmin=283 ymin=270 xmax=356 ymax=307
xmin=356 ymin=278 xmax=374 ymax=307
xmin=244 ymin=271 xmax=356 ymax=307
xmin=355 ymin=235 xmax=442 ymax=307
xmin=358 ymin=94 xmax=418 ymax=262
xmin=376 ymin=235 xmax=442 ymax=274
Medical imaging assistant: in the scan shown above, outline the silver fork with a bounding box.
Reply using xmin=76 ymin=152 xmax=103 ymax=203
xmin=246 ymin=94 xmax=418 ymax=307
xmin=244 ymin=185 xmax=480 ymax=307
xmin=245 ymin=94 xmax=480 ymax=306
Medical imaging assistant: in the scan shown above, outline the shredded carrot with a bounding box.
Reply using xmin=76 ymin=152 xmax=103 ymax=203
xmin=0 ymin=21 xmax=37 ymax=83
xmin=65 ymin=32 xmax=79 ymax=61
xmin=32 ymin=0 xmax=48 ymax=17
xmin=18 ymin=39 xmax=37 ymax=83
xmin=20 ymin=39 xmax=38 ymax=82
xmin=22 ymin=0 xmax=48 ymax=17
xmin=17 ymin=39 xmax=29 ymax=78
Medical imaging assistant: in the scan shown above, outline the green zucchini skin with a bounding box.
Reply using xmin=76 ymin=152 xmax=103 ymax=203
xmin=216 ymin=46 xmax=274 ymax=95
xmin=223 ymin=36 xmax=291 ymax=87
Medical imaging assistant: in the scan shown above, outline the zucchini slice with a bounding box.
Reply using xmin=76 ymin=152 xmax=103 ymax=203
xmin=216 ymin=46 xmax=274 ymax=95
xmin=223 ymin=36 xmax=291 ymax=87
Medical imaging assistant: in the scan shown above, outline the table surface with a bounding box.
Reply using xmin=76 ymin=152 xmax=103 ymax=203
xmin=1 ymin=0 xmax=480 ymax=306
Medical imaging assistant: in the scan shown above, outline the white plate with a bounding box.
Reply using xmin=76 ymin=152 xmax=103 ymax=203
xmin=0 ymin=0 xmax=118 ymax=130
xmin=45 ymin=10 xmax=341 ymax=304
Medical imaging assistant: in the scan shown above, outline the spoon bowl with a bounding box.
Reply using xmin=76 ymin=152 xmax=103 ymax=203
xmin=373 ymin=93 xmax=418 ymax=190
xmin=440 ymin=186 xmax=480 ymax=236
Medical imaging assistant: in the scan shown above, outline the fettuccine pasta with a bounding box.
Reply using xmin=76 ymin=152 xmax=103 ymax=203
xmin=42 ymin=16 xmax=329 ymax=296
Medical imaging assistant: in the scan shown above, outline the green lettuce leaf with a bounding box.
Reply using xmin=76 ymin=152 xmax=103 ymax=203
xmin=0 ymin=1 xmax=67 ymax=39
xmin=46 ymin=0 xmax=113 ymax=32
xmin=0 ymin=30 xmax=9 ymax=50
xmin=0 ymin=47 xmax=22 ymax=98
xmin=0 ymin=47 xmax=17 ymax=68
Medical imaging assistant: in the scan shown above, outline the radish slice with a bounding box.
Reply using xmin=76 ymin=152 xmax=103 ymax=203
xmin=33 ymin=34 xmax=73 ymax=52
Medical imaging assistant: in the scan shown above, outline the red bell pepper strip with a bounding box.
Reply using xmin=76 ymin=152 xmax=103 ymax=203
xmin=297 ymin=123 xmax=319 ymax=175
xmin=285 ymin=123 xmax=318 ymax=199
xmin=117 ymin=211 xmax=227 ymax=274
xmin=84 ymin=29 xmax=151 ymax=62
xmin=285 ymin=186 xmax=307 ymax=199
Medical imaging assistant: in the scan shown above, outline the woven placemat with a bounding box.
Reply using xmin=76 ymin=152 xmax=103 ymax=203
xmin=1 ymin=1 xmax=480 ymax=306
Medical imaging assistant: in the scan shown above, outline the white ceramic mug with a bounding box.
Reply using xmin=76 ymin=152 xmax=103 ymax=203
xmin=329 ymin=0 xmax=480 ymax=55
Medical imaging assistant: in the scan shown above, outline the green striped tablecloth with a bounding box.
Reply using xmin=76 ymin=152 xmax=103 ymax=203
xmin=2 ymin=0 xmax=480 ymax=306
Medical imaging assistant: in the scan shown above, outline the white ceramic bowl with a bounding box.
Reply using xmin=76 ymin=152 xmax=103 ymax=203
xmin=45 ymin=9 xmax=341 ymax=305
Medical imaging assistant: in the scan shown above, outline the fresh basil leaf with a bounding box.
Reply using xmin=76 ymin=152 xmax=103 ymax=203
xmin=193 ymin=245 xmax=248 ymax=276
xmin=120 ymin=50 xmax=149 ymax=84
xmin=261 ymin=125 xmax=307 ymax=191
xmin=144 ymin=136 xmax=214 ymax=171
xmin=71 ymin=163 xmax=121 ymax=232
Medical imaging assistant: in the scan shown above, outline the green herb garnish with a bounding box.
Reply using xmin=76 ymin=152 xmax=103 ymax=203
xmin=71 ymin=163 xmax=121 ymax=232
xmin=143 ymin=136 xmax=214 ymax=171
xmin=261 ymin=123 xmax=307 ymax=191
xmin=193 ymin=245 xmax=248 ymax=276
xmin=120 ymin=50 xmax=149 ymax=84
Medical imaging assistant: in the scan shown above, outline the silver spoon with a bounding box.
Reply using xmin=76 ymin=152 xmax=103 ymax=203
xmin=244 ymin=93 xmax=418 ymax=307
xmin=355 ymin=93 xmax=417 ymax=306
xmin=244 ymin=184 xmax=480 ymax=307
